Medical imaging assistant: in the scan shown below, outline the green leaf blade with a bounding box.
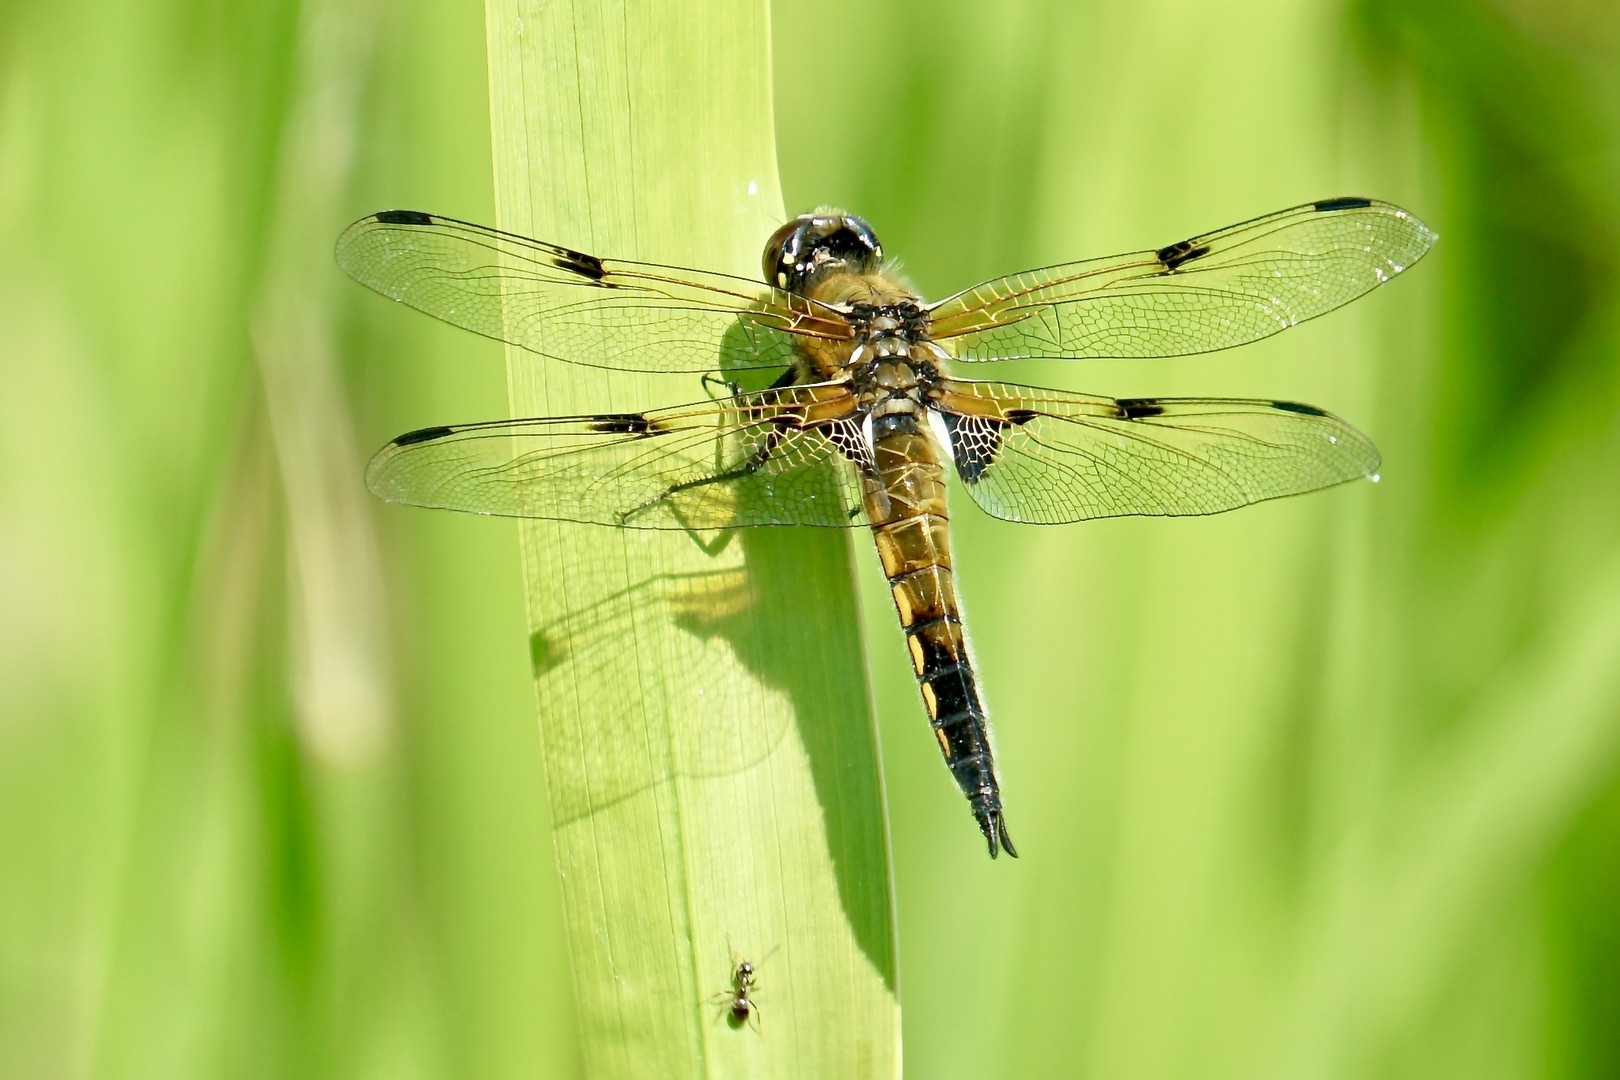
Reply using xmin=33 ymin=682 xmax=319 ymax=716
xmin=483 ymin=2 xmax=901 ymax=1076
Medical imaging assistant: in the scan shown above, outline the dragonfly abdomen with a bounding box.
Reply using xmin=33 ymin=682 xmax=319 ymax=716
xmin=863 ymin=419 xmax=1017 ymax=859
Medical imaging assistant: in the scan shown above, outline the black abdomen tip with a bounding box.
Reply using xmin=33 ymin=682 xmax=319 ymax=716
xmin=978 ymin=811 xmax=1018 ymax=859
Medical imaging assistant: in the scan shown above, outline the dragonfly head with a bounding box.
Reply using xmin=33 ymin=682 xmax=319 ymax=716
xmin=763 ymin=210 xmax=883 ymax=294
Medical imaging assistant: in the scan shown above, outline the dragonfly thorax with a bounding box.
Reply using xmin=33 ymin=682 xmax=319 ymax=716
xmin=850 ymin=336 xmax=939 ymax=398
xmin=850 ymin=339 xmax=943 ymax=462
xmin=871 ymin=357 xmax=919 ymax=390
xmin=846 ymin=300 xmax=929 ymax=343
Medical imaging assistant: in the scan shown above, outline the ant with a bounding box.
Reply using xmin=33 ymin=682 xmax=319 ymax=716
xmin=712 ymin=942 xmax=778 ymax=1032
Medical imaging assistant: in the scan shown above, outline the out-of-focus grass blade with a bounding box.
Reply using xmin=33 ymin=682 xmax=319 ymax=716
xmin=483 ymin=2 xmax=900 ymax=1077
xmin=1275 ymin=544 xmax=1620 ymax=1075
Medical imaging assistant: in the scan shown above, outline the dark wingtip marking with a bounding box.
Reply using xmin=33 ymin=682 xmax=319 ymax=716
xmin=1273 ymin=400 xmax=1327 ymax=416
xmin=588 ymin=412 xmax=665 ymax=437
xmin=1156 ymin=240 xmax=1211 ymax=271
xmin=392 ymin=424 xmax=455 ymax=446
xmin=1117 ymin=398 xmax=1166 ymax=419
xmin=1313 ymin=196 xmax=1373 ymax=213
xmin=553 ymin=247 xmax=609 ymax=282
xmin=374 ymin=209 xmax=435 ymax=226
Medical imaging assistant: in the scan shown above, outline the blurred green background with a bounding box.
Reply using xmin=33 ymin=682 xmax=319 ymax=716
xmin=3 ymin=0 xmax=1618 ymax=1076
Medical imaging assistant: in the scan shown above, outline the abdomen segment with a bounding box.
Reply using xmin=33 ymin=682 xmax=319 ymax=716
xmin=863 ymin=422 xmax=1016 ymax=859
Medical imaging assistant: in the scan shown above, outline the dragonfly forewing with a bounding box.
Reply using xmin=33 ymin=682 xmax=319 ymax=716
xmin=335 ymin=210 xmax=852 ymax=374
xmin=927 ymin=198 xmax=1435 ymax=361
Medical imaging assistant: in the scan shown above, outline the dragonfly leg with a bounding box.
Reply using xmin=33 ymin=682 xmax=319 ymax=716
xmin=700 ymin=372 xmax=743 ymax=400
xmin=702 ymin=364 xmax=795 ymax=401
xmin=647 ymin=428 xmax=784 ymax=506
xmin=617 ymin=427 xmax=789 ymax=547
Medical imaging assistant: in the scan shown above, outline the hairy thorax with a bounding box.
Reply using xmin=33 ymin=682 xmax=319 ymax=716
xmin=798 ymin=271 xmax=934 ymax=382
xmin=794 ymin=271 xmax=956 ymax=530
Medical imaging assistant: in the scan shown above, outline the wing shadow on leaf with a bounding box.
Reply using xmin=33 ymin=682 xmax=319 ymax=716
xmin=525 ymin=527 xmax=893 ymax=991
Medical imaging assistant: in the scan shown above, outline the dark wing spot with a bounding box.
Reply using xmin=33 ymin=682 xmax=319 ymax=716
xmin=588 ymin=412 xmax=665 ymax=436
xmin=1272 ymin=400 xmax=1327 ymax=416
xmin=1156 ymin=240 xmax=1211 ymax=271
xmin=822 ymin=419 xmax=872 ymax=470
xmin=552 ymin=247 xmax=609 ymax=282
xmin=1116 ymin=398 xmax=1166 ymax=419
xmin=942 ymin=412 xmax=1005 ymax=484
xmin=1313 ymin=196 xmax=1373 ymax=213
xmin=1004 ymin=408 xmax=1038 ymax=426
xmin=373 ymin=209 xmax=435 ymax=226
xmin=392 ymin=424 xmax=455 ymax=446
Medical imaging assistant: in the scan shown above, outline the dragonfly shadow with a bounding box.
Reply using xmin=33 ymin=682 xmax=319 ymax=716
xmin=726 ymin=525 xmax=895 ymax=991
xmin=524 ymin=324 xmax=891 ymax=986
xmin=527 ymin=522 xmax=893 ymax=992
xmin=524 ymin=321 xmax=812 ymax=825
xmin=709 ymin=330 xmax=893 ymax=985
xmin=528 ymin=557 xmax=795 ymax=819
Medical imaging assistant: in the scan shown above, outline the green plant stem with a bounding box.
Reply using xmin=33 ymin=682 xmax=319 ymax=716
xmin=482 ymin=2 xmax=900 ymax=1076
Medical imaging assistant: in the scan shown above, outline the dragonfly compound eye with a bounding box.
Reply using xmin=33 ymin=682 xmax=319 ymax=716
xmin=762 ymin=211 xmax=883 ymax=293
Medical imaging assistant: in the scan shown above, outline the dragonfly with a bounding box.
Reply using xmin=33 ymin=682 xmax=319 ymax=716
xmin=336 ymin=197 xmax=1435 ymax=859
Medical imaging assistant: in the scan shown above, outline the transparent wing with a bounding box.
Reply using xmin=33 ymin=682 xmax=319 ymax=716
xmin=335 ymin=211 xmax=853 ymax=374
xmin=931 ymin=377 xmax=1379 ymax=524
xmin=927 ymin=198 xmax=1434 ymax=361
xmin=366 ymin=382 xmax=871 ymax=529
